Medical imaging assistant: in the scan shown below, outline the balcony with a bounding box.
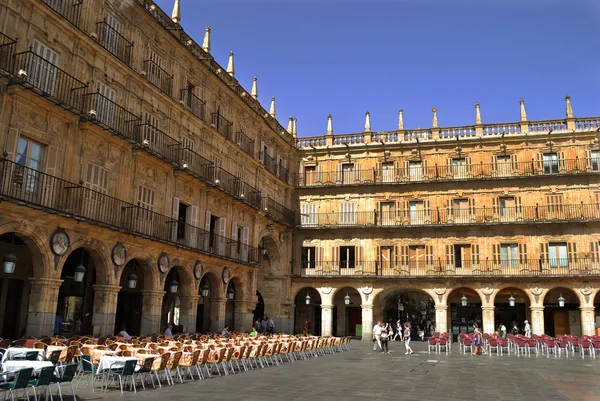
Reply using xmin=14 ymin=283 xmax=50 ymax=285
xmin=298 ymin=158 xmax=599 ymax=188
xmin=299 ymin=203 xmax=600 ymax=229
xmin=96 ymin=20 xmax=133 ymax=67
xmin=277 ymin=164 xmax=289 ymax=183
xmin=211 ymin=112 xmax=233 ymax=139
xmin=292 ymin=259 xmax=600 ymax=278
xmin=262 ymin=197 xmax=295 ymax=226
xmin=260 ymin=151 xmax=277 ymax=176
xmin=144 ymin=59 xmax=173 ymax=96
xmin=206 ymin=165 xmax=262 ymax=209
xmin=180 ymin=88 xmax=206 ymax=122
xmin=40 ymin=0 xmax=83 ymax=28
xmin=0 ymin=33 xmax=17 ymax=75
xmin=233 ymin=130 xmax=255 ymax=158
xmin=12 ymin=50 xmax=88 ymax=113
xmin=136 ymin=123 xmax=182 ymax=163
xmin=0 ymin=158 xmax=259 ymax=266
xmin=83 ymin=92 xmax=141 ymax=141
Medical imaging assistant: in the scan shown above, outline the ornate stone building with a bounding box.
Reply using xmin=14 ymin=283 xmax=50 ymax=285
xmin=294 ymin=103 xmax=600 ymax=340
xmin=0 ymin=0 xmax=296 ymax=338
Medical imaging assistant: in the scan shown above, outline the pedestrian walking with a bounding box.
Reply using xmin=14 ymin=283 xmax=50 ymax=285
xmin=524 ymin=320 xmax=531 ymax=338
xmin=403 ymin=323 xmax=413 ymax=355
xmin=393 ymin=320 xmax=402 ymax=341
xmin=372 ymin=321 xmax=382 ymax=351
xmin=381 ymin=323 xmax=391 ymax=354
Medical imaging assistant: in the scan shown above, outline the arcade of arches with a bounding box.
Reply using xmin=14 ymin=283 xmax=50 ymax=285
xmin=291 ymin=280 xmax=600 ymax=340
xmin=0 ymin=220 xmax=292 ymax=339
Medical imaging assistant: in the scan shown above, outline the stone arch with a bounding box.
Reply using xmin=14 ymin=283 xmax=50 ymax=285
xmin=56 ymin=239 xmax=111 ymax=285
xmin=443 ymin=285 xmax=485 ymax=305
xmin=543 ymin=285 xmax=584 ymax=306
xmin=0 ymin=222 xmax=52 ymax=278
xmin=293 ymin=286 xmax=322 ymax=334
xmin=228 ymin=274 xmax=248 ymax=303
xmin=163 ymin=265 xmax=195 ymax=296
xmin=488 ymin=283 xmax=535 ymax=306
xmin=257 ymin=231 xmax=283 ymax=276
xmin=116 ymin=255 xmax=157 ymax=291
xmin=199 ymin=269 xmax=224 ymax=298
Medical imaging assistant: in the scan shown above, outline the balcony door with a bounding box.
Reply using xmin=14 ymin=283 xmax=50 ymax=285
xmin=14 ymin=137 xmax=43 ymax=196
xmin=408 ymin=161 xmax=422 ymax=181
xmin=380 ymin=246 xmax=394 ymax=272
xmin=452 ymin=199 xmax=469 ymax=223
xmin=496 ymin=156 xmax=511 ymax=177
xmin=409 ymin=201 xmax=424 ymax=224
xmin=381 ymin=162 xmax=394 ymax=183
xmin=379 ymin=202 xmax=395 ymax=226
xmin=341 ymin=163 xmax=354 ymax=184
xmin=451 ymin=158 xmax=467 ymax=178
xmin=543 ymin=153 xmax=559 ymax=174
xmin=339 ymin=246 xmax=356 ymax=269
xmin=31 ymin=41 xmax=58 ymax=95
xmin=102 ymin=13 xmax=122 ymax=55
xmin=97 ymin=82 xmax=116 ymax=126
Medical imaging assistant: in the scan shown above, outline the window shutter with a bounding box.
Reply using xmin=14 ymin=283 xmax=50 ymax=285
xmin=276 ymin=154 xmax=281 ymax=176
xmin=259 ymin=140 xmax=265 ymax=163
xmin=493 ymin=244 xmax=500 ymax=264
xmin=231 ymin=221 xmax=238 ymax=257
xmin=591 ymin=241 xmax=599 ymax=262
xmin=400 ymin=245 xmax=408 ymax=265
xmin=394 ymin=245 xmax=399 ymax=265
xmin=403 ymin=160 xmax=410 ymax=179
xmin=518 ymin=243 xmax=527 ymax=264
xmin=425 ymin=245 xmax=433 ymax=264
xmin=375 ymin=161 xmax=381 ymax=182
xmin=559 ymin=151 xmax=566 ymax=172
xmin=45 ymin=145 xmax=60 ymax=176
xmin=568 ymin=242 xmax=577 ymax=262
xmin=218 ymin=217 xmax=227 ymax=255
xmin=468 ymin=198 xmax=475 ymax=215
xmin=171 ymin=197 xmax=180 ymax=241
xmin=422 ymin=160 xmax=428 ymax=175
xmin=356 ymin=245 xmax=363 ymax=269
xmin=316 ymin=164 xmax=322 ymax=184
xmin=446 ymin=158 xmax=452 ymax=177
xmin=511 ymin=154 xmax=519 ymax=172
xmin=472 ymin=244 xmax=480 ymax=264
xmin=336 ymin=163 xmax=342 ymax=183
xmin=354 ymin=162 xmax=360 ymax=182
xmin=585 ymin=150 xmax=592 ymax=170
xmin=333 ymin=246 xmax=339 ymax=266
xmin=188 ymin=205 xmax=199 ymax=248
xmin=492 ymin=197 xmax=498 ymax=214
xmin=466 ymin=157 xmax=472 ymax=175
xmin=424 ymin=200 xmax=431 ymax=222
xmin=536 ymin=153 xmax=544 ymax=173
xmin=204 ymin=211 xmax=211 ymax=250
xmin=446 ymin=245 xmax=454 ymax=265
xmin=491 ymin=155 xmax=498 ymax=174
xmin=4 ymin=128 xmax=19 ymax=162
xmin=540 ymin=243 xmax=549 ymax=262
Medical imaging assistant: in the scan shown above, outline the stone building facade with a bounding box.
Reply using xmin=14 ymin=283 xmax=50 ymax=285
xmin=0 ymin=0 xmax=296 ymax=338
xmin=294 ymin=105 xmax=600 ymax=340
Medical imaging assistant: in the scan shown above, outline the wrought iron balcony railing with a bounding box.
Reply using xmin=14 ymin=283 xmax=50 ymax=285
xmin=96 ymin=20 xmax=133 ymax=67
xmin=207 ymin=165 xmax=262 ymax=209
xmin=136 ymin=123 xmax=182 ymax=163
xmin=0 ymin=158 xmax=259 ymax=265
xmin=262 ymin=197 xmax=295 ymax=226
xmin=293 ymin=259 xmax=600 ymax=278
xmin=0 ymin=33 xmax=17 ymax=75
xmin=299 ymin=203 xmax=600 ymax=228
xmin=260 ymin=151 xmax=277 ymax=176
xmin=83 ymin=92 xmax=141 ymax=141
xmin=211 ymin=112 xmax=233 ymax=139
xmin=233 ymin=130 xmax=255 ymax=158
xmin=40 ymin=0 xmax=83 ymax=28
xmin=298 ymin=158 xmax=600 ymax=187
xmin=12 ymin=50 xmax=88 ymax=113
xmin=180 ymin=88 xmax=206 ymax=121
xmin=278 ymin=164 xmax=289 ymax=183
xmin=144 ymin=59 xmax=173 ymax=96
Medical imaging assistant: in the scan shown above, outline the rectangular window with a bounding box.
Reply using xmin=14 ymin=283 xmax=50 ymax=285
xmin=137 ymin=185 xmax=155 ymax=212
xmin=548 ymin=242 xmax=568 ymax=268
xmin=408 ymin=161 xmax=422 ymax=180
xmin=379 ymin=202 xmax=395 ymax=226
xmin=381 ymin=162 xmax=394 ymax=183
xmin=496 ymin=155 xmax=511 ymax=176
xmin=453 ymin=244 xmax=471 ymax=268
xmin=341 ymin=163 xmax=354 ymax=184
xmin=84 ymin=162 xmax=109 ymax=205
xmin=301 ymin=247 xmax=316 ymax=269
xmin=31 ymin=41 xmax=58 ymax=95
xmin=339 ymin=246 xmax=356 ymax=269
xmin=409 ymin=245 xmax=426 ymax=268
xmin=147 ymin=50 xmax=165 ymax=88
xmin=136 ymin=185 xmax=155 ymax=233
xmin=301 ymin=203 xmax=317 ymax=227
xmin=452 ymin=158 xmax=467 ymax=178
xmin=185 ymin=83 xmax=195 ymax=109
xmin=143 ymin=113 xmax=159 ymax=145
xmin=181 ymin=136 xmax=194 ymax=152
xmin=102 ymin=13 xmax=122 ymax=55
xmin=409 ymin=200 xmax=424 ymax=223
xmin=453 ymin=198 xmax=469 ymax=222
xmin=498 ymin=196 xmax=515 ymax=218
xmin=546 ymin=194 xmax=564 ymax=215
xmin=500 ymin=243 xmax=518 ymax=268
xmin=591 ymin=151 xmax=600 ymax=171
xmin=340 ymin=201 xmax=356 ymax=225
xmin=304 ymin=166 xmax=316 ymax=186
xmin=380 ymin=246 xmax=394 ymax=271
xmin=14 ymin=137 xmax=43 ymax=194
xmin=543 ymin=153 xmax=559 ymax=174
xmin=97 ymin=82 xmax=116 ymax=125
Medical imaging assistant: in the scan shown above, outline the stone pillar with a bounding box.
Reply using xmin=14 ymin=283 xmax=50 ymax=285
xmin=580 ymin=306 xmax=595 ymax=336
xmin=209 ymin=297 xmax=227 ymax=333
xmin=178 ymin=294 xmax=200 ymax=334
xmin=434 ymin=304 xmax=448 ymax=333
xmin=140 ymin=290 xmax=165 ymax=335
xmin=321 ymin=304 xmax=333 ymax=336
xmin=91 ymin=285 xmax=121 ymax=337
xmin=481 ymin=306 xmax=495 ymax=334
xmin=233 ymin=301 xmax=254 ymax=333
xmin=26 ymin=278 xmax=63 ymax=337
xmin=361 ymin=303 xmax=373 ymax=341
xmin=530 ymin=306 xmax=545 ymax=335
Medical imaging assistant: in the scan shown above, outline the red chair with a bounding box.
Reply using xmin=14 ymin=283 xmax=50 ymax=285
xmin=438 ymin=338 xmax=449 ymax=355
xmin=557 ymin=340 xmax=569 ymax=357
xmin=544 ymin=339 xmax=558 ymax=358
xmin=515 ymin=339 xmax=528 ymax=356
xmin=526 ymin=339 xmax=537 ymax=356
xmin=580 ymin=340 xmax=593 ymax=358
xmin=487 ymin=338 xmax=499 ymax=356
xmin=462 ymin=338 xmax=473 ymax=355
xmin=428 ymin=338 xmax=439 ymax=354
xmin=498 ymin=338 xmax=510 ymax=355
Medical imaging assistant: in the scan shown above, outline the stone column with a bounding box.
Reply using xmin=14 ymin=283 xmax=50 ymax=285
xmin=321 ymin=304 xmax=333 ymax=336
xmin=140 ymin=290 xmax=165 ymax=335
xmin=26 ymin=278 xmax=63 ymax=337
xmin=233 ymin=301 xmax=254 ymax=333
xmin=91 ymin=285 xmax=121 ymax=337
xmin=481 ymin=306 xmax=495 ymax=334
xmin=434 ymin=304 xmax=448 ymax=333
xmin=530 ymin=306 xmax=545 ymax=335
xmin=361 ymin=303 xmax=373 ymax=341
xmin=209 ymin=297 xmax=227 ymax=333
xmin=580 ymin=306 xmax=595 ymax=336
xmin=178 ymin=294 xmax=200 ymax=334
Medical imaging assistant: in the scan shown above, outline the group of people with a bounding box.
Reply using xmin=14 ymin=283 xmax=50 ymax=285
xmin=495 ymin=320 xmax=532 ymax=339
xmin=372 ymin=321 xmax=414 ymax=355
xmin=253 ymin=316 xmax=275 ymax=335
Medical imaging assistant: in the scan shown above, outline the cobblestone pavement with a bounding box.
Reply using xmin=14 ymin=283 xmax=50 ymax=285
xmin=67 ymin=340 xmax=600 ymax=401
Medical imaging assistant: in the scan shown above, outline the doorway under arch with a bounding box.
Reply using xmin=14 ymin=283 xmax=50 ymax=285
xmin=447 ymin=287 xmax=482 ymax=338
xmin=252 ymin=290 xmax=265 ymax=326
xmin=375 ymin=288 xmax=436 ymax=340
xmin=494 ymin=287 xmax=530 ymax=335
xmin=543 ymin=287 xmax=580 ymax=336
xmin=332 ymin=287 xmax=362 ymax=337
xmin=294 ymin=287 xmax=321 ymax=335
xmin=114 ymin=259 xmax=150 ymax=336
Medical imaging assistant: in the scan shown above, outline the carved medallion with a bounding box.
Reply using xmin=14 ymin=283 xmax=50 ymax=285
xmin=111 ymin=243 xmax=127 ymax=266
xmin=194 ymin=261 xmax=203 ymax=280
xmin=580 ymin=281 xmax=593 ymax=296
xmin=158 ymin=253 xmax=170 ymax=274
xmin=480 ymin=283 xmax=494 ymax=296
xmin=321 ymin=284 xmax=332 ymax=295
xmin=222 ymin=268 xmax=231 ymax=284
xmin=433 ymin=284 xmax=447 ymax=296
xmin=50 ymin=229 xmax=70 ymax=256
xmin=359 ymin=283 xmax=373 ymax=295
xmin=530 ymin=283 xmax=543 ymax=296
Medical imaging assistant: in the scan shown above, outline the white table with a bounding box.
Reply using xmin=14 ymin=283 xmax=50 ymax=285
xmin=2 ymin=348 xmax=44 ymax=362
xmin=1 ymin=360 xmax=53 ymax=373
xmin=96 ymin=356 xmax=139 ymax=373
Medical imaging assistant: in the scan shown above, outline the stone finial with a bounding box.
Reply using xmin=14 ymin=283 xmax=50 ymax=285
xmin=326 ymin=114 xmax=333 ymax=135
xmin=292 ymin=118 xmax=297 ymax=137
xmin=364 ymin=111 xmax=371 ymax=132
xmin=202 ymin=26 xmax=211 ymax=53
xmin=398 ymin=109 xmax=404 ymax=130
xmin=520 ymin=99 xmax=527 ymax=121
xmin=226 ymin=51 xmax=235 ymax=77
xmin=269 ymin=96 xmax=276 ymax=118
xmin=432 ymin=107 xmax=438 ymax=128
xmin=251 ymin=76 xmax=258 ymax=100
xmin=171 ymin=0 xmax=180 ymax=23
xmin=475 ymin=103 xmax=482 ymax=124
xmin=287 ymin=117 xmax=293 ymax=133
xmin=565 ymin=95 xmax=573 ymax=118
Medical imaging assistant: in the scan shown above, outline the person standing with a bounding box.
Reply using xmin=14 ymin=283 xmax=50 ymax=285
xmin=372 ymin=321 xmax=382 ymax=351
xmin=524 ymin=320 xmax=531 ymax=338
xmin=54 ymin=314 xmax=62 ymax=336
xmin=267 ymin=317 xmax=275 ymax=334
xmin=403 ymin=323 xmax=413 ymax=355
xmin=380 ymin=323 xmax=390 ymax=354
xmin=393 ymin=320 xmax=402 ymax=341
xmin=498 ymin=323 xmax=506 ymax=338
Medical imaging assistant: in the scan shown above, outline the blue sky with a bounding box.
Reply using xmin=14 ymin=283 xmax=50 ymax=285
xmin=154 ymin=0 xmax=600 ymax=137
